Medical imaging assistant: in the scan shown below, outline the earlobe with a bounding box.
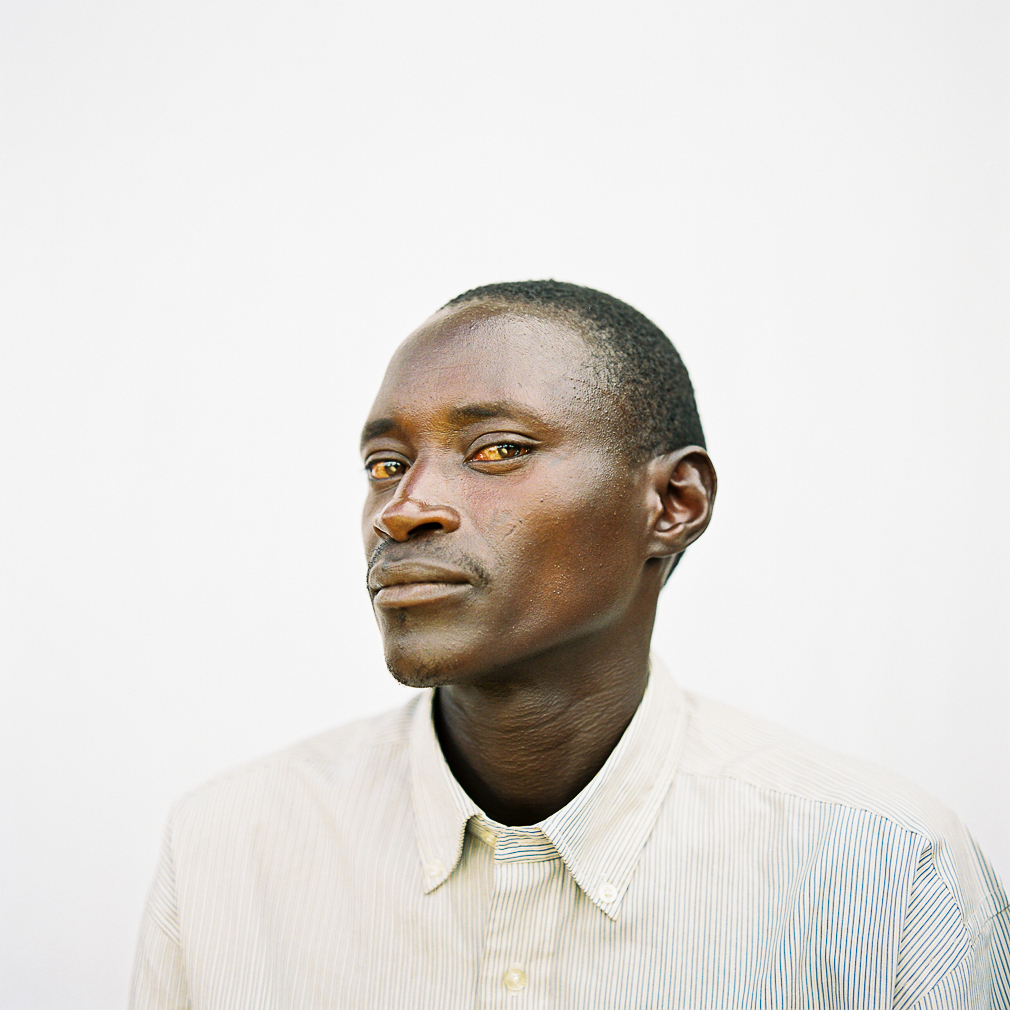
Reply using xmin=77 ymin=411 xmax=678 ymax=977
xmin=646 ymin=447 xmax=717 ymax=559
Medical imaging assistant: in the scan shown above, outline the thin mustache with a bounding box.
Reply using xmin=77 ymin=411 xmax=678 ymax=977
xmin=366 ymin=541 xmax=491 ymax=593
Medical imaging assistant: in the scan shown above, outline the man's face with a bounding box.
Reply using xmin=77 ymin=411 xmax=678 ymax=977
xmin=360 ymin=303 xmax=656 ymax=687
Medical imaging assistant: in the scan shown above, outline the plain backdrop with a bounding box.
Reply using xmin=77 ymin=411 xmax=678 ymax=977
xmin=1 ymin=1 xmax=1007 ymax=1006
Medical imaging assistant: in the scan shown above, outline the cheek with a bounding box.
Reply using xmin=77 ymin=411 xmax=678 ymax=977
xmin=361 ymin=491 xmax=390 ymax=556
xmin=361 ymin=494 xmax=378 ymax=548
xmin=480 ymin=478 xmax=643 ymax=620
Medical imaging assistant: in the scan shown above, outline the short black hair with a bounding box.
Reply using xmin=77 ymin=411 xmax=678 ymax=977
xmin=444 ymin=279 xmax=705 ymax=460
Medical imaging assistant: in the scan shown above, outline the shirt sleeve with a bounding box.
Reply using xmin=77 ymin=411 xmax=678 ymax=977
xmin=129 ymin=822 xmax=190 ymax=1010
xmin=895 ymin=832 xmax=1010 ymax=1010
xmin=906 ymin=907 xmax=1009 ymax=1010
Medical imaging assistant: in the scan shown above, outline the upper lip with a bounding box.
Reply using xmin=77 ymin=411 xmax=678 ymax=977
xmin=368 ymin=560 xmax=473 ymax=593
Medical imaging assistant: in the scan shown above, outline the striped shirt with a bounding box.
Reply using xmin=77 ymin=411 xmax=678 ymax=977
xmin=131 ymin=660 xmax=1010 ymax=1009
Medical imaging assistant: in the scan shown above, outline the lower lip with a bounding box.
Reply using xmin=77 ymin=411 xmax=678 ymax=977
xmin=372 ymin=582 xmax=470 ymax=608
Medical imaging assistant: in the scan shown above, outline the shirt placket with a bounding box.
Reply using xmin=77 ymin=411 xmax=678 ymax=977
xmin=475 ymin=829 xmax=565 ymax=1010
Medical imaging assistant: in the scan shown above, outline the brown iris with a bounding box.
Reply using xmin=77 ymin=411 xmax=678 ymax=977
xmin=471 ymin=444 xmax=527 ymax=462
xmin=368 ymin=460 xmax=406 ymax=480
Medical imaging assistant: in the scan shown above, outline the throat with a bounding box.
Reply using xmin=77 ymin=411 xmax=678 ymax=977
xmin=432 ymin=659 xmax=648 ymax=826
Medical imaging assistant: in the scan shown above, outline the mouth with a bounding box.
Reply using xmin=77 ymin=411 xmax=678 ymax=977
xmin=368 ymin=560 xmax=473 ymax=609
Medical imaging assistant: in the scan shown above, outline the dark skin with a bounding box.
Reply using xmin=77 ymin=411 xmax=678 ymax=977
xmin=361 ymin=301 xmax=716 ymax=825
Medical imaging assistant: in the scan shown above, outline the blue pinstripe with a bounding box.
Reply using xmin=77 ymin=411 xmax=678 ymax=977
xmin=131 ymin=660 xmax=1009 ymax=1009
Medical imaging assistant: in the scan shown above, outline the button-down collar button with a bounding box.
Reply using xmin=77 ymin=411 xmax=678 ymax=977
xmin=598 ymin=881 xmax=618 ymax=903
xmin=424 ymin=859 xmax=444 ymax=878
xmin=503 ymin=967 xmax=527 ymax=992
xmin=469 ymin=819 xmax=498 ymax=847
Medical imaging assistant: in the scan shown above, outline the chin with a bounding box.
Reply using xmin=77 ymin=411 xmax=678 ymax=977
xmin=383 ymin=644 xmax=468 ymax=689
xmin=381 ymin=629 xmax=505 ymax=689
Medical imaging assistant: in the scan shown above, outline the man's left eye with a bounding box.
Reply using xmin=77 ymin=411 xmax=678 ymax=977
xmin=470 ymin=443 xmax=529 ymax=462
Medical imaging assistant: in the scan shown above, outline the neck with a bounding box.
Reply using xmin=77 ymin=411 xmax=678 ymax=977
xmin=433 ymin=622 xmax=654 ymax=825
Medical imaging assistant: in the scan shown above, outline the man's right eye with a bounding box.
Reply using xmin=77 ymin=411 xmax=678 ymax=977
xmin=366 ymin=459 xmax=407 ymax=481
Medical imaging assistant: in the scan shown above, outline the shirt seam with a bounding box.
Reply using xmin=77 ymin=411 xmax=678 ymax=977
xmin=904 ymin=938 xmax=975 ymax=1009
xmin=679 ymin=770 xmax=1008 ymax=924
xmin=679 ymin=768 xmax=949 ymax=838
xmin=145 ymin=908 xmax=185 ymax=950
xmin=894 ymin=840 xmax=976 ymax=1009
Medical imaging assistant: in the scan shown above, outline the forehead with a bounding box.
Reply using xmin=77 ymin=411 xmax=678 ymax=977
xmin=365 ymin=303 xmax=613 ymax=435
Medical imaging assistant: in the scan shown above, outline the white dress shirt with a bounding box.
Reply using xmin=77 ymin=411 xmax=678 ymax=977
xmin=131 ymin=661 xmax=1009 ymax=1009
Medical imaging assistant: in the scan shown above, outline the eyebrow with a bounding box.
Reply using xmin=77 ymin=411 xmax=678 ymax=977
xmin=360 ymin=417 xmax=397 ymax=447
xmin=446 ymin=401 xmax=541 ymax=426
xmin=360 ymin=401 xmax=545 ymax=450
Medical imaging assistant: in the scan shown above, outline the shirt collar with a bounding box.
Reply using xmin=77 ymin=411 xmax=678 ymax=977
xmin=408 ymin=656 xmax=688 ymax=920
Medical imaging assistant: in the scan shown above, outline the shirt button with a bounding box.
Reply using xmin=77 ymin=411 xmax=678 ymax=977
xmin=598 ymin=881 xmax=618 ymax=903
xmin=424 ymin=859 xmax=444 ymax=878
xmin=503 ymin=967 xmax=527 ymax=992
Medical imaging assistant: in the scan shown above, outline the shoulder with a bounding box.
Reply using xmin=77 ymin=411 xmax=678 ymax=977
xmin=168 ymin=694 xmax=424 ymax=832
xmin=679 ymin=690 xmax=953 ymax=833
xmin=677 ymin=690 xmax=1009 ymax=928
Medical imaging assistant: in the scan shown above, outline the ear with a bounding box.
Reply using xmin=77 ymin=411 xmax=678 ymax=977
xmin=644 ymin=446 xmax=717 ymax=560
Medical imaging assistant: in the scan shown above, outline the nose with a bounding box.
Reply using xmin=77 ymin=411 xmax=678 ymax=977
xmin=372 ymin=458 xmax=462 ymax=542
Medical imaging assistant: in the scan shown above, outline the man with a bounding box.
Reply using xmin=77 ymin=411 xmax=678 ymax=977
xmin=132 ymin=281 xmax=1009 ymax=1009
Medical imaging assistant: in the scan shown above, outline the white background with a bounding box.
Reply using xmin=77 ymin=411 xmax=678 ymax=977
xmin=1 ymin=1 xmax=1006 ymax=1006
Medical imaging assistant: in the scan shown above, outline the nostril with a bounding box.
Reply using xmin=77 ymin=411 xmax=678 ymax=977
xmin=375 ymin=499 xmax=462 ymax=541
xmin=408 ymin=522 xmax=445 ymax=538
